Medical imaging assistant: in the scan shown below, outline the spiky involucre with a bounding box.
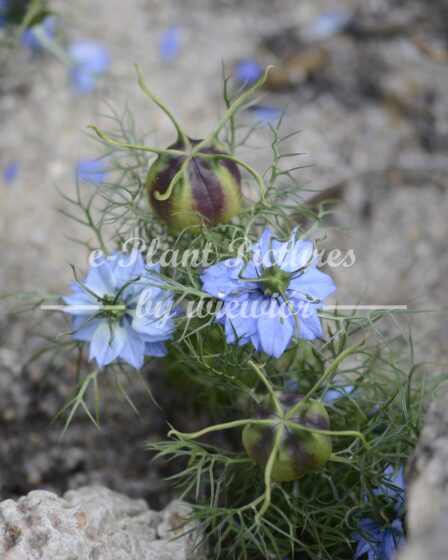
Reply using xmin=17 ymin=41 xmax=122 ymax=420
xmin=147 ymin=138 xmax=242 ymax=231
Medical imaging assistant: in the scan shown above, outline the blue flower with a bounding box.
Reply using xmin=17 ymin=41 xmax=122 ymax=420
xmin=76 ymin=158 xmax=107 ymax=184
xmin=3 ymin=160 xmax=19 ymax=184
xmin=63 ymin=251 xmax=176 ymax=370
xmin=201 ymin=228 xmax=336 ymax=358
xmin=159 ymin=26 xmax=181 ymax=63
xmin=21 ymin=17 xmax=56 ymax=54
xmin=235 ymin=59 xmax=264 ymax=86
xmin=0 ymin=0 xmax=8 ymax=27
xmin=68 ymin=40 xmax=110 ymax=94
xmin=323 ymin=384 xmax=354 ymax=403
xmin=249 ymin=105 xmax=286 ymax=126
xmin=374 ymin=466 xmax=405 ymax=512
xmin=353 ymin=466 xmax=406 ymax=559
xmin=353 ymin=518 xmax=405 ymax=560
xmin=303 ymin=10 xmax=353 ymax=42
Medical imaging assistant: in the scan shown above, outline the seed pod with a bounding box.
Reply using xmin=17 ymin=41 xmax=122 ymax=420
xmin=242 ymin=392 xmax=332 ymax=481
xmin=147 ymin=138 xmax=242 ymax=231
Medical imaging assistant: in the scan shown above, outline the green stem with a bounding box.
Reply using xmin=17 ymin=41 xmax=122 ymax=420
xmin=248 ymin=360 xmax=283 ymax=416
xmin=168 ymin=418 xmax=275 ymax=440
xmin=257 ymin=424 xmax=284 ymax=519
xmin=135 ymin=65 xmax=190 ymax=147
xmin=286 ymin=338 xmax=366 ymax=418
xmin=284 ymin=420 xmax=371 ymax=449
xmin=88 ymin=125 xmax=185 ymax=157
xmin=195 ymin=66 xmax=273 ymax=151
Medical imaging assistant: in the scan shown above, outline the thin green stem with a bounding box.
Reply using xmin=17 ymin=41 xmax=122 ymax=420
xmin=168 ymin=418 xmax=275 ymax=440
xmin=195 ymin=66 xmax=272 ymax=151
xmin=135 ymin=65 xmax=190 ymax=147
xmin=88 ymin=125 xmax=185 ymax=157
xmin=286 ymin=338 xmax=366 ymax=418
xmin=257 ymin=424 xmax=284 ymax=519
xmin=284 ymin=420 xmax=371 ymax=449
xmin=248 ymin=360 xmax=283 ymax=415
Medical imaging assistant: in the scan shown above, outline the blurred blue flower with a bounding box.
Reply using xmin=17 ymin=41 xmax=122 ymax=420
xmin=374 ymin=466 xmax=405 ymax=512
xmin=201 ymin=228 xmax=336 ymax=358
xmin=21 ymin=17 xmax=56 ymax=54
xmin=68 ymin=40 xmax=111 ymax=94
xmin=353 ymin=466 xmax=406 ymax=559
xmin=303 ymin=10 xmax=353 ymax=42
xmin=0 ymin=0 xmax=8 ymax=27
xmin=249 ymin=105 xmax=285 ymax=126
xmin=323 ymin=384 xmax=354 ymax=403
xmin=353 ymin=518 xmax=404 ymax=560
xmin=63 ymin=251 xmax=176 ymax=370
xmin=3 ymin=161 xmax=19 ymax=184
xmin=235 ymin=59 xmax=264 ymax=86
xmin=159 ymin=26 xmax=181 ymax=63
xmin=76 ymin=158 xmax=107 ymax=184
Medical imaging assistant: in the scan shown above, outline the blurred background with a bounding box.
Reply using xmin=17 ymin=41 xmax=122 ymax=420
xmin=0 ymin=0 xmax=447 ymax=505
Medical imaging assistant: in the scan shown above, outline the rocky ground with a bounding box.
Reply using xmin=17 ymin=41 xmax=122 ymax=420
xmin=0 ymin=0 xmax=447 ymax=521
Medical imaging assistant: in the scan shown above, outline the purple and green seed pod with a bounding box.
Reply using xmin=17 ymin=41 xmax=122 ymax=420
xmin=147 ymin=138 xmax=242 ymax=231
xmin=242 ymin=392 xmax=332 ymax=482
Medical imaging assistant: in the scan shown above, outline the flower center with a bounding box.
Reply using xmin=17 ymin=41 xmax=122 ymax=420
xmin=260 ymin=266 xmax=291 ymax=296
xmin=99 ymin=294 xmax=127 ymax=321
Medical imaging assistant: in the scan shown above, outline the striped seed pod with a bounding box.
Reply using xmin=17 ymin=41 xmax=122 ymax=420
xmin=147 ymin=138 xmax=242 ymax=231
xmin=242 ymin=392 xmax=332 ymax=481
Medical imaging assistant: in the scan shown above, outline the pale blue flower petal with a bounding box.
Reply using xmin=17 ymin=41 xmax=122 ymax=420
xmin=119 ymin=323 xmax=146 ymax=369
xmin=68 ymin=40 xmax=110 ymax=93
xmin=297 ymin=307 xmax=323 ymax=340
xmin=68 ymin=40 xmax=110 ymax=73
xmin=76 ymin=158 xmax=107 ymax=184
xmin=71 ymin=317 xmax=103 ymax=342
xmin=89 ymin=321 xmax=127 ymax=369
xmin=257 ymin=304 xmax=294 ymax=358
xmin=145 ymin=341 xmax=167 ymax=357
xmin=249 ymin=105 xmax=285 ymax=126
xmin=277 ymin=238 xmax=314 ymax=272
xmin=159 ymin=26 xmax=181 ymax=62
xmin=201 ymin=260 xmax=250 ymax=299
xmin=84 ymin=260 xmax=116 ymax=297
xmin=235 ymin=59 xmax=264 ymax=86
xmin=3 ymin=161 xmax=19 ymax=184
xmin=63 ymin=289 xmax=99 ymax=315
xmin=323 ymin=385 xmax=354 ymax=403
xmin=304 ymin=10 xmax=353 ymax=42
xmin=289 ymin=263 xmax=337 ymax=302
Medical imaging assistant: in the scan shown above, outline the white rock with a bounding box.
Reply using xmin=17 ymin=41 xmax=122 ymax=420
xmin=0 ymin=486 xmax=204 ymax=560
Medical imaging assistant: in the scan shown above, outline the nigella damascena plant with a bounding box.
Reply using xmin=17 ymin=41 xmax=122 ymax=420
xmin=63 ymin=251 xmax=176 ymax=370
xmin=201 ymin=228 xmax=336 ymax=358
xmin=242 ymin=392 xmax=332 ymax=481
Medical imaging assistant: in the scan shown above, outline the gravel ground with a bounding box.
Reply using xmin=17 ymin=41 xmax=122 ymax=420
xmin=0 ymin=0 xmax=447 ymax=502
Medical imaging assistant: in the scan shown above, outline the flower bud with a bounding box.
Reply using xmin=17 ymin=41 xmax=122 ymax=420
xmin=242 ymin=392 xmax=332 ymax=481
xmin=147 ymin=138 xmax=242 ymax=231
